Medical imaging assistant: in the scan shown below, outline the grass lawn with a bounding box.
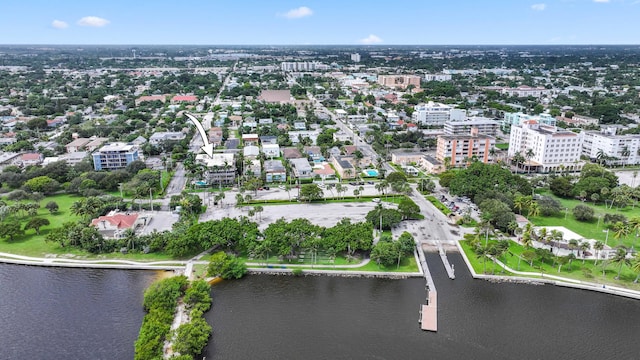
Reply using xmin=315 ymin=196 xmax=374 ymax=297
xmin=425 ymin=195 xmax=452 ymax=215
xmin=531 ymin=190 xmax=640 ymax=248
xmin=0 ymin=194 xmax=179 ymax=261
xmin=495 ymin=143 xmax=509 ymax=150
xmin=460 ymin=240 xmax=640 ymax=290
xmin=246 ymin=254 xmax=419 ymax=273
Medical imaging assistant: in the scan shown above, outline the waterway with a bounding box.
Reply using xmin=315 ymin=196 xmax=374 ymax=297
xmin=0 ymin=264 xmax=160 ymax=360
xmin=203 ymin=254 xmax=640 ymax=360
xmin=0 ymin=254 xmax=638 ymax=360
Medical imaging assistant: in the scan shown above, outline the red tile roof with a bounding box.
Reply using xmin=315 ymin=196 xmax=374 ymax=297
xmin=20 ymin=153 xmax=42 ymax=161
xmin=172 ymin=95 xmax=198 ymax=102
xmin=91 ymin=213 xmax=139 ymax=229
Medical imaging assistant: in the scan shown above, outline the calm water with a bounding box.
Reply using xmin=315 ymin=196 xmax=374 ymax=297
xmin=203 ymin=254 xmax=640 ymax=360
xmin=0 ymin=264 xmax=160 ymax=360
xmin=0 ymin=255 xmax=638 ymax=360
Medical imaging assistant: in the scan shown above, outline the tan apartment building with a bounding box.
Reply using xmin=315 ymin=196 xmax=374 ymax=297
xmin=436 ymin=128 xmax=495 ymax=168
xmin=377 ymin=75 xmax=421 ymax=90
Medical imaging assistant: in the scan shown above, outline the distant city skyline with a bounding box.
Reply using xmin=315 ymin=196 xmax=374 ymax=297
xmin=1 ymin=0 xmax=638 ymax=45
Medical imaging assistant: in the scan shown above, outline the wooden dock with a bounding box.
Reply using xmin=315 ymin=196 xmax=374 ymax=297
xmin=420 ymin=290 xmax=438 ymax=331
xmin=417 ymin=247 xmax=438 ymax=332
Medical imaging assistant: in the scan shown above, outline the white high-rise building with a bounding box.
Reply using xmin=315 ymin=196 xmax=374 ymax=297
xmin=351 ymin=53 xmax=361 ymax=62
xmin=281 ymin=62 xmax=329 ymax=72
xmin=508 ymin=121 xmax=583 ymax=173
xmin=581 ymin=127 xmax=640 ymax=166
xmin=411 ymin=101 xmax=452 ymax=125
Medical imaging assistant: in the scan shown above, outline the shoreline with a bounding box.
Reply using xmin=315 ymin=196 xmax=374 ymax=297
xmin=3 ymin=246 xmax=640 ymax=300
xmin=454 ymin=240 xmax=640 ymax=300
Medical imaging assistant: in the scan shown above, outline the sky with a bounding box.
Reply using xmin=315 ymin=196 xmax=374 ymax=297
xmin=0 ymin=0 xmax=638 ymax=45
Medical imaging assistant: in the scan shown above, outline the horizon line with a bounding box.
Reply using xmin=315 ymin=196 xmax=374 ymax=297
xmin=1 ymin=43 xmax=640 ymax=47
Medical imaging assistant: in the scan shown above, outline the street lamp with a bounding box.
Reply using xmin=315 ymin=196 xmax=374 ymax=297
xmin=564 ymin=207 xmax=569 ymax=220
xmin=603 ymin=229 xmax=609 ymax=247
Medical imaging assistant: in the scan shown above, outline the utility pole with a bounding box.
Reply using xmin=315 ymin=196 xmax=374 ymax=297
xmin=149 ymin=188 xmax=153 ymax=212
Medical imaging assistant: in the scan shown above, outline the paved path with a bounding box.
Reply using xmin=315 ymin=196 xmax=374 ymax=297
xmin=245 ymin=258 xmax=371 ymax=268
xmin=0 ymin=252 xmax=186 ymax=270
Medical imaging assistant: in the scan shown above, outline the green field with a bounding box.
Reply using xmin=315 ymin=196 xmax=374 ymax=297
xmin=246 ymin=254 xmax=419 ymax=273
xmin=530 ymin=191 xmax=640 ymax=248
xmin=0 ymin=193 xmax=175 ymax=261
xmin=460 ymin=240 xmax=640 ymax=290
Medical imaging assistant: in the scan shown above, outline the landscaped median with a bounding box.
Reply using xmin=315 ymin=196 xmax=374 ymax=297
xmin=457 ymin=239 xmax=640 ymax=299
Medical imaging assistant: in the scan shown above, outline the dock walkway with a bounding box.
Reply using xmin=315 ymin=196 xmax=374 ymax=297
xmin=417 ymin=247 xmax=437 ymax=332
xmin=438 ymin=243 xmax=456 ymax=279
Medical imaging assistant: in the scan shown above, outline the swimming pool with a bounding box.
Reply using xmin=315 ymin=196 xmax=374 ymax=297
xmin=195 ymin=180 xmax=207 ymax=186
xmin=363 ymin=169 xmax=379 ymax=177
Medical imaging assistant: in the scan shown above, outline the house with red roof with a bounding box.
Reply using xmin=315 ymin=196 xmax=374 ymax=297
xmin=171 ymin=95 xmax=198 ymax=104
xmin=14 ymin=153 xmax=43 ymax=166
xmin=91 ymin=211 xmax=146 ymax=238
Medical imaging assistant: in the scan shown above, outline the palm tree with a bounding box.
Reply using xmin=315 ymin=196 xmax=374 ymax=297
xmin=568 ymin=239 xmax=579 ymax=256
xmin=525 ymin=148 xmax=535 ymax=174
xmin=284 ymin=184 xmax=292 ymax=201
xmin=537 ymin=227 xmax=548 ymax=245
xmin=612 ymin=221 xmax=630 ymax=243
xmin=596 ymin=149 xmax=607 ymax=167
xmin=593 ymin=240 xmax=605 ymax=265
xmin=621 ymin=146 xmax=630 ymax=168
xmin=632 ymin=252 xmax=640 ymax=283
xmin=566 ymin=253 xmax=576 ymax=271
xmin=475 ymin=243 xmax=491 ymax=274
xmin=579 ymin=241 xmax=591 ymax=264
xmin=528 ymin=201 xmax=540 ymax=218
xmin=514 ymin=195 xmax=531 ymax=215
xmin=607 ymin=246 xmax=631 ymax=280
xmin=254 ymin=205 xmax=264 ymax=222
xmin=628 ymin=216 xmax=640 ymax=250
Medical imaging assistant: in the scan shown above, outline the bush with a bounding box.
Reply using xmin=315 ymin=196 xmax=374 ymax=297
xmin=573 ymin=205 xmax=595 ymax=222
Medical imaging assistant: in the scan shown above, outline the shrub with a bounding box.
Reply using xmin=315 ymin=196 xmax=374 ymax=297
xmin=573 ymin=205 xmax=594 ymax=222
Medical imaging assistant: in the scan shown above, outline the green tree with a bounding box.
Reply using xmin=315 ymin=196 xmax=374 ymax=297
xmin=172 ymin=318 xmax=212 ymax=357
xmin=398 ymin=198 xmax=421 ymax=220
xmin=606 ymin=246 xmax=631 ymax=280
xmin=24 ymin=217 xmax=50 ymax=235
xmin=572 ymin=205 xmax=594 ymax=222
xmin=0 ymin=222 xmax=24 ymax=241
xmin=299 ymin=183 xmax=323 ymax=202
xmin=22 ymin=176 xmax=61 ymax=194
xmin=45 ymin=201 xmax=59 ymax=214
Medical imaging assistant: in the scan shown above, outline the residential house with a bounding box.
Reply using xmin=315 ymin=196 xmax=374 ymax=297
xmin=391 ymin=152 xmax=424 ymax=166
xmin=66 ymin=138 xmax=91 ymax=154
xmin=85 ymin=137 xmax=109 ymax=152
xmin=283 ymin=147 xmax=303 ymax=159
xmin=149 ymin=132 xmax=186 ymax=145
xmin=332 ymin=155 xmax=356 ymax=179
xmin=242 ymin=133 xmax=259 ymax=146
xmin=209 ymin=127 xmax=223 ymax=147
xmin=243 ymin=145 xmax=260 ymax=158
xmin=91 ymin=210 xmax=147 ymax=239
xmin=262 ymin=144 xmax=280 ymax=158
xmin=171 ymin=95 xmax=198 ymax=104
xmin=264 ymin=160 xmax=286 ymax=183
xmin=15 ymin=153 xmax=43 ymax=167
xmin=260 ymin=136 xmax=278 ymax=145
xmin=289 ymin=158 xmax=313 ymax=179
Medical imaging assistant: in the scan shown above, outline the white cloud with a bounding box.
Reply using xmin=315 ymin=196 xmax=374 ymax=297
xmin=51 ymin=20 xmax=69 ymax=29
xmin=77 ymin=16 xmax=110 ymax=27
xmin=531 ymin=3 xmax=547 ymax=10
xmin=593 ymin=0 xmax=610 ymax=2
xmin=360 ymin=34 xmax=383 ymax=44
xmin=281 ymin=6 xmax=313 ymax=19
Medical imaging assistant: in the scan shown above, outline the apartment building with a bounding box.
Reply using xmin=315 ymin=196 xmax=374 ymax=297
xmin=149 ymin=131 xmax=186 ymax=145
xmin=377 ymin=75 xmax=421 ymax=90
xmin=195 ymin=153 xmax=236 ymax=185
xmin=581 ymin=127 xmax=640 ymax=166
xmin=351 ymin=53 xmax=361 ymax=62
xmin=501 ymin=86 xmax=552 ymax=98
xmin=444 ymin=117 xmax=499 ymax=136
xmin=502 ymin=112 xmax=556 ymax=132
xmin=411 ymin=102 xmax=452 ymax=125
xmin=508 ymin=121 xmax=582 ymax=173
xmin=424 ymin=73 xmax=452 ymax=82
xmin=436 ymin=128 xmax=495 ymax=168
xmin=92 ymin=143 xmax=140 ymax=171
xmin=281 ymin=62 xmax=329 ymax=72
